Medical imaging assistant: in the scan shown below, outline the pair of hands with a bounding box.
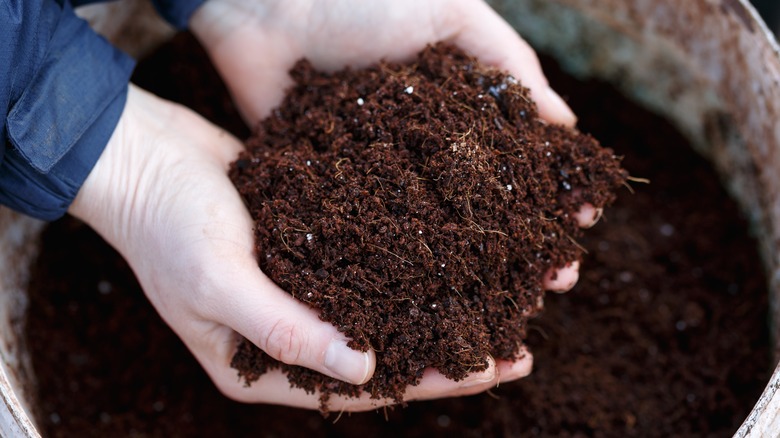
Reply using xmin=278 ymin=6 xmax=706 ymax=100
xmin=70 ymin=0 xmax=592 ymax=411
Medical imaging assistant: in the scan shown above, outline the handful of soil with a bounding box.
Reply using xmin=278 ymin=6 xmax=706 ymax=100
xmin=229 ymin=44 xmax=626 ymax=404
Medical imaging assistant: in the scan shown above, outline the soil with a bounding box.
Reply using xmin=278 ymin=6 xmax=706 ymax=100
xmin=24 ymin=33 xmax=771 ymax=437
xmin=228 ymin=43 xmax=626 ymax=403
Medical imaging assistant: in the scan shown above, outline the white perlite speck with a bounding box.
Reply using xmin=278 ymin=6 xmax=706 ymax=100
xmin=404 ymin=86 xmax=414 ymax=94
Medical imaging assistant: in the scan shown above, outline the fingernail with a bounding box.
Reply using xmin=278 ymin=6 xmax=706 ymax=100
xmin=548 ymin=261 xmax=580 ymax=294
xmin=324 ymin=339 xmax=371 ymax=385
xmin=460 ymin=357 xmax=497 ymax=388
xmin=512 ymin=358 xmax=533 ymax=378
xmin=590 ymin=208 xmax=604 ymax=228
xmin=545 ymin=87 xmax=577 ymax=126
xmin=498 ymin=354 xmax=534 ymax=381
xmin=461 ymin=369 xmax=497 ymax=388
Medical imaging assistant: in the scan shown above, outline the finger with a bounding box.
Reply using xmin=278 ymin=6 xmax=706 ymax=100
xmin=404 ymin=356 xmax=501 ymax=401
xmin=207 ymin=259 xmax=376 ymax=386
xmin=496 ymin=346 xmax=534 ymax=384
xmin=573 ymin=202 xmax=603 ymax=228
xmin=442 ymin=0 xmax=576 ymax=127
xmin=543 ymin=261 xmax=580 ymax=293
xmin=205 ymin=352 xmax=531 ymax=411
xmin=206 ymin=366 xmax=348 ymax=407
xmin=177 ymin=105 xmax=245 ymax=168
xmin=199 ymin=26 xmax=300 ymax=124
xmin=563 ymin=188 xmax=603 ymax=229
xmin=541 ymin=201 xmax=597 ymax=292
xmin=345 ymin=353 xmax=531 ymax=408
xmin=204 ymin=360 xmax=490 ymax=409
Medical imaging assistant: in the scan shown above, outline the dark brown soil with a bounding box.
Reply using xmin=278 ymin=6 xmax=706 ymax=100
xmin=24 ymin=33 xmax=771 ymax=437
xmin=229 ymin=44 xmax=626 ymax=403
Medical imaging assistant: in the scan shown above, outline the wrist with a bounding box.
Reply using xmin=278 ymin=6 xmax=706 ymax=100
xmin=69 ymin=85 xmax=163 ymax=256
xmin=69 ymin=88 xmax=136 ymax=247
xmin=190 ymin=0 xmax=245 ymax=52
xmin=189 ymin=0 xmax=220 ymax=49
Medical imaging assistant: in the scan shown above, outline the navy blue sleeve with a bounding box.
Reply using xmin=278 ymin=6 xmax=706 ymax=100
xmin=0 ymin=0 xmax=135 ymax=220
xmin=71 ymin=0 xmax=207 ymax=29
xmin=147 ymin=0 xmax=207 ymax=29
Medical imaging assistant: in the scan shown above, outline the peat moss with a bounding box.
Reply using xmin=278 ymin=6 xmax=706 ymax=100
xmin=26 ymin=34 xmax=771 ymax=437
xmin=229 ymin=44 xmax=626 ymax=403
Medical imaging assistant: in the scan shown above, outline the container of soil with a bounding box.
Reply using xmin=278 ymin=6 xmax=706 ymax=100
xmin=2 ymin=0 xmax=780 ymax=436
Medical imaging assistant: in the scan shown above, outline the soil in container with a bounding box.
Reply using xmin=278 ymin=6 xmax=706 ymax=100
xmin=24 ymin=33 xmax=771 ymax=437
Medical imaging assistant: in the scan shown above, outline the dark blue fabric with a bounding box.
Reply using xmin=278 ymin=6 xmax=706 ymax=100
xmin=0 ymin=0 xmax=205 ymax=221
xmin=6 ymin=1 xmax=135 ymax=174
xmin=148 ymin=0 xmax=206 ymax=29
xmin=70 ymin=0 xmax=206 ymax=29
xmin=0 ymin=0 xmax=134 ymax=220
xmin=0 ymin=92 xmax=126 ymax=220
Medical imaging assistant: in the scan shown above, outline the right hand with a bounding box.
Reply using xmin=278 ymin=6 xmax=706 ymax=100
xmin=188 ymin=0 xmax=600 ymax=297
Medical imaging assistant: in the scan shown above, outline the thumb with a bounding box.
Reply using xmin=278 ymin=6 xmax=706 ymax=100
xmin=212 ymin=259 xmax=376 ymax=385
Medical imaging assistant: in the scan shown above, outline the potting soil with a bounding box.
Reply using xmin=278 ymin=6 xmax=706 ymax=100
xmin=24 ymin=33 xmax=771 ymax=437
xmin=228 ymin=43 xmax=626 ymax=404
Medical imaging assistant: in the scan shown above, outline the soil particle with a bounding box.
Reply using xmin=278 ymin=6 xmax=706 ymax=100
xmin=228 ymin=43 xmax=627 ymax=404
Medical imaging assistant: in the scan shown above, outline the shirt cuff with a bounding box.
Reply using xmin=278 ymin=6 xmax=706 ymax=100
xmin=0 ymin=89 xmax=127 ymax=221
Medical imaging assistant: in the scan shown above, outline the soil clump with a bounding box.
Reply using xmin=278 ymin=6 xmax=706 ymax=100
xmin=228 ymin=44 xmax=626 ymax=403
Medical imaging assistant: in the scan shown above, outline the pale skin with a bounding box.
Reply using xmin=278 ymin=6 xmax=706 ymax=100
xmin=70 ymin=0 xmax=600 ymax=411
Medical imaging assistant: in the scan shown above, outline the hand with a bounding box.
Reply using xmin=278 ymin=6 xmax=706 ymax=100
xmin=190 ymin=0 xmax=577 ymax=127
xmin=70 ymin=85 xmax=380 ymax=408
xmin=183 ymin=0 xmax=600 ymax=409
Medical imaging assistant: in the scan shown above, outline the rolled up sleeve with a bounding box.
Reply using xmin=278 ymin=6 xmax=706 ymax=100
xmin=1 ymin=0 xmax=207 ymax=221
xmin=0 ymin=0 xmax=134 ymax=220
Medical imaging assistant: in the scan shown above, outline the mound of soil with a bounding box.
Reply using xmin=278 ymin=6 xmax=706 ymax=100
xmin=228 ymin=44 xmax=626 ymax=402
xmin=25 ymin=33 xmax=771 ymax=437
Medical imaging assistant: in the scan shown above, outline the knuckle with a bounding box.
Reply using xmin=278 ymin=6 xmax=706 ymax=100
xmin=261 ymin=319 xmax=307 ymax=365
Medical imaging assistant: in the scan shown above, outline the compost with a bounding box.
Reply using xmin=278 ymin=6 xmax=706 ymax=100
xmin=25 ymin=34 xmax=770 ymax=437
xmin=228 ymin=43 xmax=625 ymax=403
